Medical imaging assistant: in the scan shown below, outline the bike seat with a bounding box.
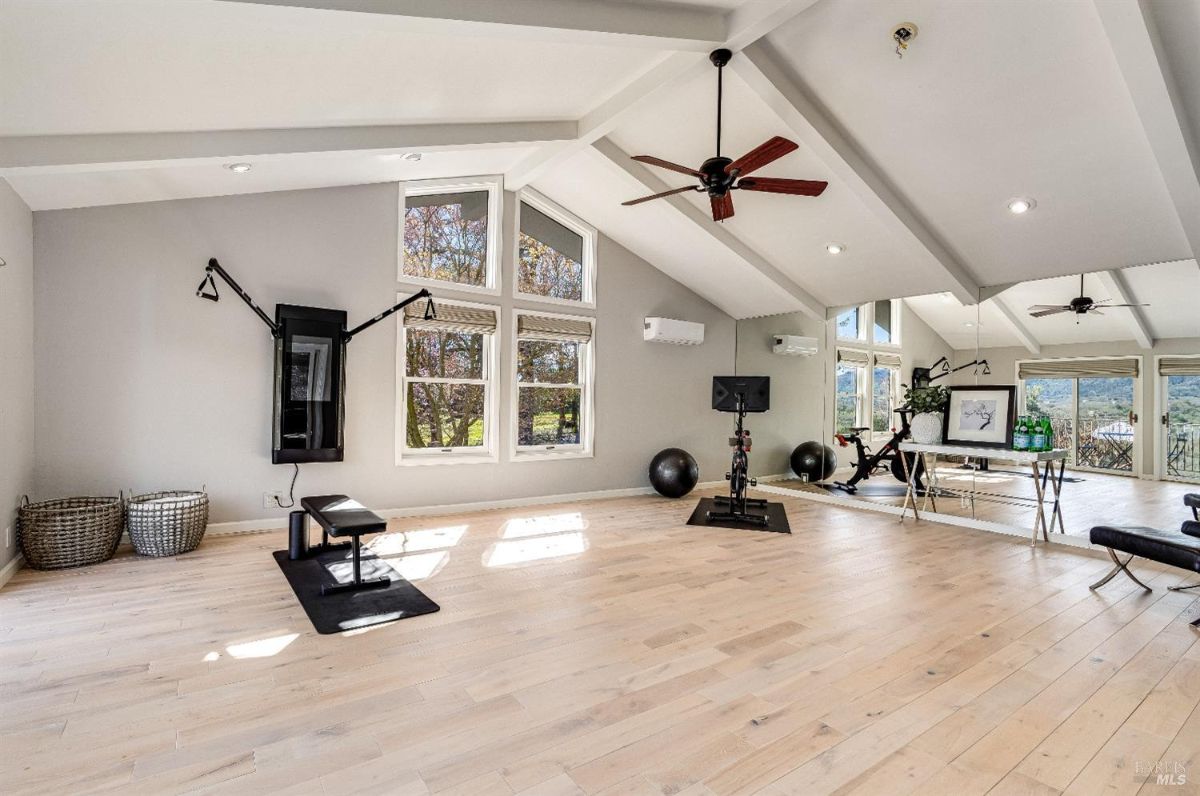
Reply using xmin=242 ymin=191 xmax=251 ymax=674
xmin=848 ymin=427 xmax=869 ymax=433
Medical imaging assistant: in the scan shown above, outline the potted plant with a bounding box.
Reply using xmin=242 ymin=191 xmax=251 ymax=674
xmin=903 ymin=384 xmax=950 ymax=444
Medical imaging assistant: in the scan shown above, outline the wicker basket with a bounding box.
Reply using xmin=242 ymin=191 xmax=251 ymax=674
xmin=18 ymin=496 xmax=125 ymax=570
xmin=127 ymin=491 xmax=210 ymax=557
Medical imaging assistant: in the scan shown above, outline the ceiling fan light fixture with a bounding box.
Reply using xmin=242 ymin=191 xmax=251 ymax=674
xmin=826 ymin=243 xmax=846 ymax=255
xmin=1007 ymin=197 xmax=1036 ymax=214
xmin=225 ymin=162 xmax=252 ymax=173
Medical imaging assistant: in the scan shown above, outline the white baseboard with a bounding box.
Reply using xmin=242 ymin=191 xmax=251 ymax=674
xmin=0 ymin=553 xmax=25 ymax=590
xmin=204 ymin=481 xmax=731 ymax=536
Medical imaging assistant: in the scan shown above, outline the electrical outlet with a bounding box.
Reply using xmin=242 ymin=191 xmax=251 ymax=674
xmin=263 ymin=491 xmax=284 ymax=509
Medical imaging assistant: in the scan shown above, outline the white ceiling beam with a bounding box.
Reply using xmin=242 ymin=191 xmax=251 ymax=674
xmin=1094 ymin=268 xmax=1155 ymax=349
xmin=593 ymin=136 xmax=825 ymax=322
xmin=216 ymin=0 xmax=725 ymax=51
xmin=1094 ymin=0 xmax=1200 ymax=259
xmin=987 ymin=295 xmax=1042 ymax=355
xmin=0 ymin=121 xmax=576 ymax=172
xmin=506 ymin=0 xmax=821 ymax=190
xmin=732 ymin=41 xmax=981 ymax=307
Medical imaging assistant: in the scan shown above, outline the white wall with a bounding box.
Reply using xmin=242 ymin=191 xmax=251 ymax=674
xmin=32 ymin=184 xmax=736 ymax=523
xmin=734 ymin=299 xmax=955 ymax=476
xmin=954 ymin=338 xmax=1200 ymax=478
xmin=0 ymin=179 xmax=36 ymax=571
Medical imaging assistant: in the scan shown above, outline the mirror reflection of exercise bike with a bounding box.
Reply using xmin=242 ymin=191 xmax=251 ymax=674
xmin=708 ymin=376 xmax=770 ymax=526
xmin=834 ymin=407 xmax=925 ymax=495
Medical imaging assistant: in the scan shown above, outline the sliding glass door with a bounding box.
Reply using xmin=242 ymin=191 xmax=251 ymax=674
xmin=1162 ymin=373 xmax=1200 ymax=483
xmin=1021 ymin=372 xmax=1137 ymax=475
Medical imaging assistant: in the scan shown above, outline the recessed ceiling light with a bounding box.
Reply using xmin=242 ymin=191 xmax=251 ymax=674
xmin=402 ymin=152 xmax=423 ymax=162
xmin=826 ymin=243 xmax=846 ymax=255
xmin=1007 ymin=197 xmax=1036 ymax=214
xmin=225 ymin=163 xmax=252 ymax=173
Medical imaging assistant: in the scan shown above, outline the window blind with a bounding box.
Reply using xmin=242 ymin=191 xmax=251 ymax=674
xmin=874 ymin=352 xmax=902 ymax=368
xmin=837 ymin=348 xmax=870 ymax=366
xmin=517 ymin=314 xmax=593 ymax=343
xmin=403 ymin=302 xmax=497 ymax=334
xmin=1018 ymin=358 xmax=1139 ymax=380
xmin=1159 ymin=357 xmax=1200 ymax=377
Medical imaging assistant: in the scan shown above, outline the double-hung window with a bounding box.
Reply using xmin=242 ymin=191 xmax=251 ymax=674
xmin=512 ymin=310 xmax=594 ymax=460
xmin=515 ymin=190 xmax=596 ymax=307
xmin=836 ymin=349 xmax=870 ymax=434
xmin=872 ymin=352 xmax=903 ymax=433
xmin=398 ymin=298 xmax=499 ymax=464
xmin=400 ymin=178 xmax=502 ymax=293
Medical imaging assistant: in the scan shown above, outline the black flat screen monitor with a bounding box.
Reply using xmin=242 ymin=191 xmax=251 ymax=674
xmin=712 ymin=376 xmax=770 ymax=413
xmin=273 ymin=304 xmax=347 ymax=463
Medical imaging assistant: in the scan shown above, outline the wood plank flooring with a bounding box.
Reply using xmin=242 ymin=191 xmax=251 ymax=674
xmin=1 ymin=487 xmax=1198 ymax=795
xmin=778 ymin=467 xmax=1198 ymax=539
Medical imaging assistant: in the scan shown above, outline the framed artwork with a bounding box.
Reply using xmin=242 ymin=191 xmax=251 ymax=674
xmin=942 ymin=385 xmax=1016 ymax=448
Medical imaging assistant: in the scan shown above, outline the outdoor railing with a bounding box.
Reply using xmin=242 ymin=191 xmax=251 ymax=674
xmin=1167 ymin=422 xmax=1200 ymax=479
xmin=1045 ymin=416 xmax=1200 ymax=478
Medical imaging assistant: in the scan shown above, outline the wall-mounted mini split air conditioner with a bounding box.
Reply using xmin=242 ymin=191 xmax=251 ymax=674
xmin=772 ymin=335 xmax=818 ymax=356
xmin=644 ymin=317 xmax=704 ymax=346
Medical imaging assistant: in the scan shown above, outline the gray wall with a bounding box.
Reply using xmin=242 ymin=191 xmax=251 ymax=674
xmin=33 ymin=184 xmax=736 ymax=523
xmin=734 ymin=299 xmax=955 ymax=476
xmin=954 ymin=338 xmax=1200 ymax=477
xmin=0 ymin=179 xmax=35 ymax=570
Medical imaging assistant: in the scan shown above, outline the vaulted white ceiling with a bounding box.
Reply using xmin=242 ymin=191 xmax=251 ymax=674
xmin=2 ymin=0 xmax=1198 ymax=324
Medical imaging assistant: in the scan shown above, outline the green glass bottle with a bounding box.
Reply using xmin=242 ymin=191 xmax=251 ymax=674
xmin=1042 ymin=416 xmax=1055 ymax=452
xmin=1031 ymin=415 xmax=1048 ymax=452
xmin=1014 ymin=415 xmax=1029 ymax=451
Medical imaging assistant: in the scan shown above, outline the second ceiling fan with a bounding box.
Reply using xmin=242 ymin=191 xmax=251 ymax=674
xmin=622 ymin=48 xmax=828 ymax=222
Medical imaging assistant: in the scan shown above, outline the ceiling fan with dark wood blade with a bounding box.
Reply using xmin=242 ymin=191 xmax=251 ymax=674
xmin=621 ymin=48 xmax=828 ymax=222
xmin=1028 ymin=274 xmax=1149 ymax=321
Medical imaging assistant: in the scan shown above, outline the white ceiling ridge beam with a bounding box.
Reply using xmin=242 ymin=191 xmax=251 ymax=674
xmin=593 ymin=136 xmax=825 ymax=322
xmin=1094 ymin=268 xmax=1155 ymax=349
xmin=1094 ymin=0 xmax=1200 ymax=259
xmin=732 ymin=41 xmax=981 ymax=307
xmin=215 ymin=0 xmax=725 ymax=50
xmin=0 ymin=121 xmax=577 ymax=172
xmin=506 ymin=0 xmax=820 ymax=190
xmin=987 ymin=295 xmax=1042 ymax=355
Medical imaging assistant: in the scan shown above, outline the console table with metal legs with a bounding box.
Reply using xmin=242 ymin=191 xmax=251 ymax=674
xmin=898 ymin=442 xmax=1069 ymax=546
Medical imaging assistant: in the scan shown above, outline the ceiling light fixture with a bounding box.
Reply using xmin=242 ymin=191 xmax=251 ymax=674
xmin=1007 ymin=197 xmax=1036 ymax=214
xmin=892 ymin=22 xmax=918 ymax=59
xmin=225 ymin=163 xmax=252 ymax=173
xmin=402 ymin=152 xmax=423 ymax=162
xmin=826 ymin=243 xmax=846 ymax=255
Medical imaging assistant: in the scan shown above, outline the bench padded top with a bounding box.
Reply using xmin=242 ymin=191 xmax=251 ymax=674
xmin=1090 ymin=525 xmax=1200 ymax=556
xmin=301 ymin=495 xmax=386 ymax=537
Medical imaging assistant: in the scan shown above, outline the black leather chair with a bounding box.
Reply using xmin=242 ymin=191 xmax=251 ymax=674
xmin=1088 ymin=521 xmax=1200 ymax=627
xmin=300 ymin=495 xmax=389 ymax=596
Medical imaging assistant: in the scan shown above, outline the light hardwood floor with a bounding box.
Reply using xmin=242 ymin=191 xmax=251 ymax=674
xmin=2 ymin=487 xmax=1199 ymax=795
xmin=778 ymin=467 xmax=1199 ymax=539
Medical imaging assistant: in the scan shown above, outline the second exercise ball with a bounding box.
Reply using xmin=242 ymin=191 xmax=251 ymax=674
xmin=790 ymin=441 xmax=837 ymax=482
xmin=648 ymin=448 xmax=699 ymax=498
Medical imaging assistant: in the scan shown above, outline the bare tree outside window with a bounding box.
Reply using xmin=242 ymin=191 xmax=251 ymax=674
xmin=404 ymin=191 xmax=489 ymax=287
xmin=517 ymin=202 xmax=585 ymax=302
xmin=405 ymin=329 xmax=487 ymax=448
xmin=516 ymin=338 xmax=582 ymax=446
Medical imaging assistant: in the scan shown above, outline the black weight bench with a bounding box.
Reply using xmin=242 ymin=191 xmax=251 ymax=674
xmin=1089 ymin=521 xmax=1200 ymax=627
xmin=1187 ymin=493 xmax=1199 ymax=521
xmin=300 ymin=495 xmax=389 ymax=596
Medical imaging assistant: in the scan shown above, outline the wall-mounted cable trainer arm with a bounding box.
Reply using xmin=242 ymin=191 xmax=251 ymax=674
xmin=343 ymin=289 xmax=436 ymax=343
xmin=196 ymin=258 xmax=280 ymax=337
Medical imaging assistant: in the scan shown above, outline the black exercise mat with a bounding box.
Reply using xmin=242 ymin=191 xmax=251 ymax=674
xmin=687 ymin=497 xmax=791 ymax=534
xmin=273 ymin=548 xmax=440 ymax=635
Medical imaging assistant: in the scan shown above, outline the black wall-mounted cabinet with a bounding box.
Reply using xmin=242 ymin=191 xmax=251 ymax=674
xmin=272 ymin=304 xmax=347 ymax=463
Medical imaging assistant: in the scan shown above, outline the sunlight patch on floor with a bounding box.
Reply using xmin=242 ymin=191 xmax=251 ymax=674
xmin=224 ymin=632 xmax=300 ymax=659
xmin=369 ymin=524 xmax=467 ymax=554
xmin=501 ymin=512 xmax=587 ymax=539
xmin=485 ymin=531 xmax=588 ymax=567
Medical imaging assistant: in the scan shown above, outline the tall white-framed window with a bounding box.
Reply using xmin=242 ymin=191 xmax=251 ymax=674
xmin=836 ymin=305 xmax=865 ymax=342
xmin=514 ymin=189 xmax=597 ymax=308
xmin=396 ymin=295 xmax=500 ymax=465
xmin=510 ymin=309 xmax=595 ymax=461
xmin=835 ymin=348 xmax=870 ymax=434
xmin=399 ymin=177 xmax=503 ymax=295
xmin=872 ymin=298 xmax=901 ymax=347
xmin=872 ymin=352 xmax=903 ymax=433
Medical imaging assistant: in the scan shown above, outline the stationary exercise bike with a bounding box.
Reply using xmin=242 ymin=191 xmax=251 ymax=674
xmin=833 ymin=407 xmax=925 ymax=494
xmin=707 ymin=393 xmax=769 ymax=526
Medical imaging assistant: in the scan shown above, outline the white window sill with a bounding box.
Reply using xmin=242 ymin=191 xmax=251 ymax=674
xmin=396 ymin=451 xmax=498 ymax=467
xmin=513 ymin=292 xmax=595 ymax=310
xmin=398 ymin=275 xmax=501 ymax=297
xmin=510 ymin=448 xmax=593 ymax=463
